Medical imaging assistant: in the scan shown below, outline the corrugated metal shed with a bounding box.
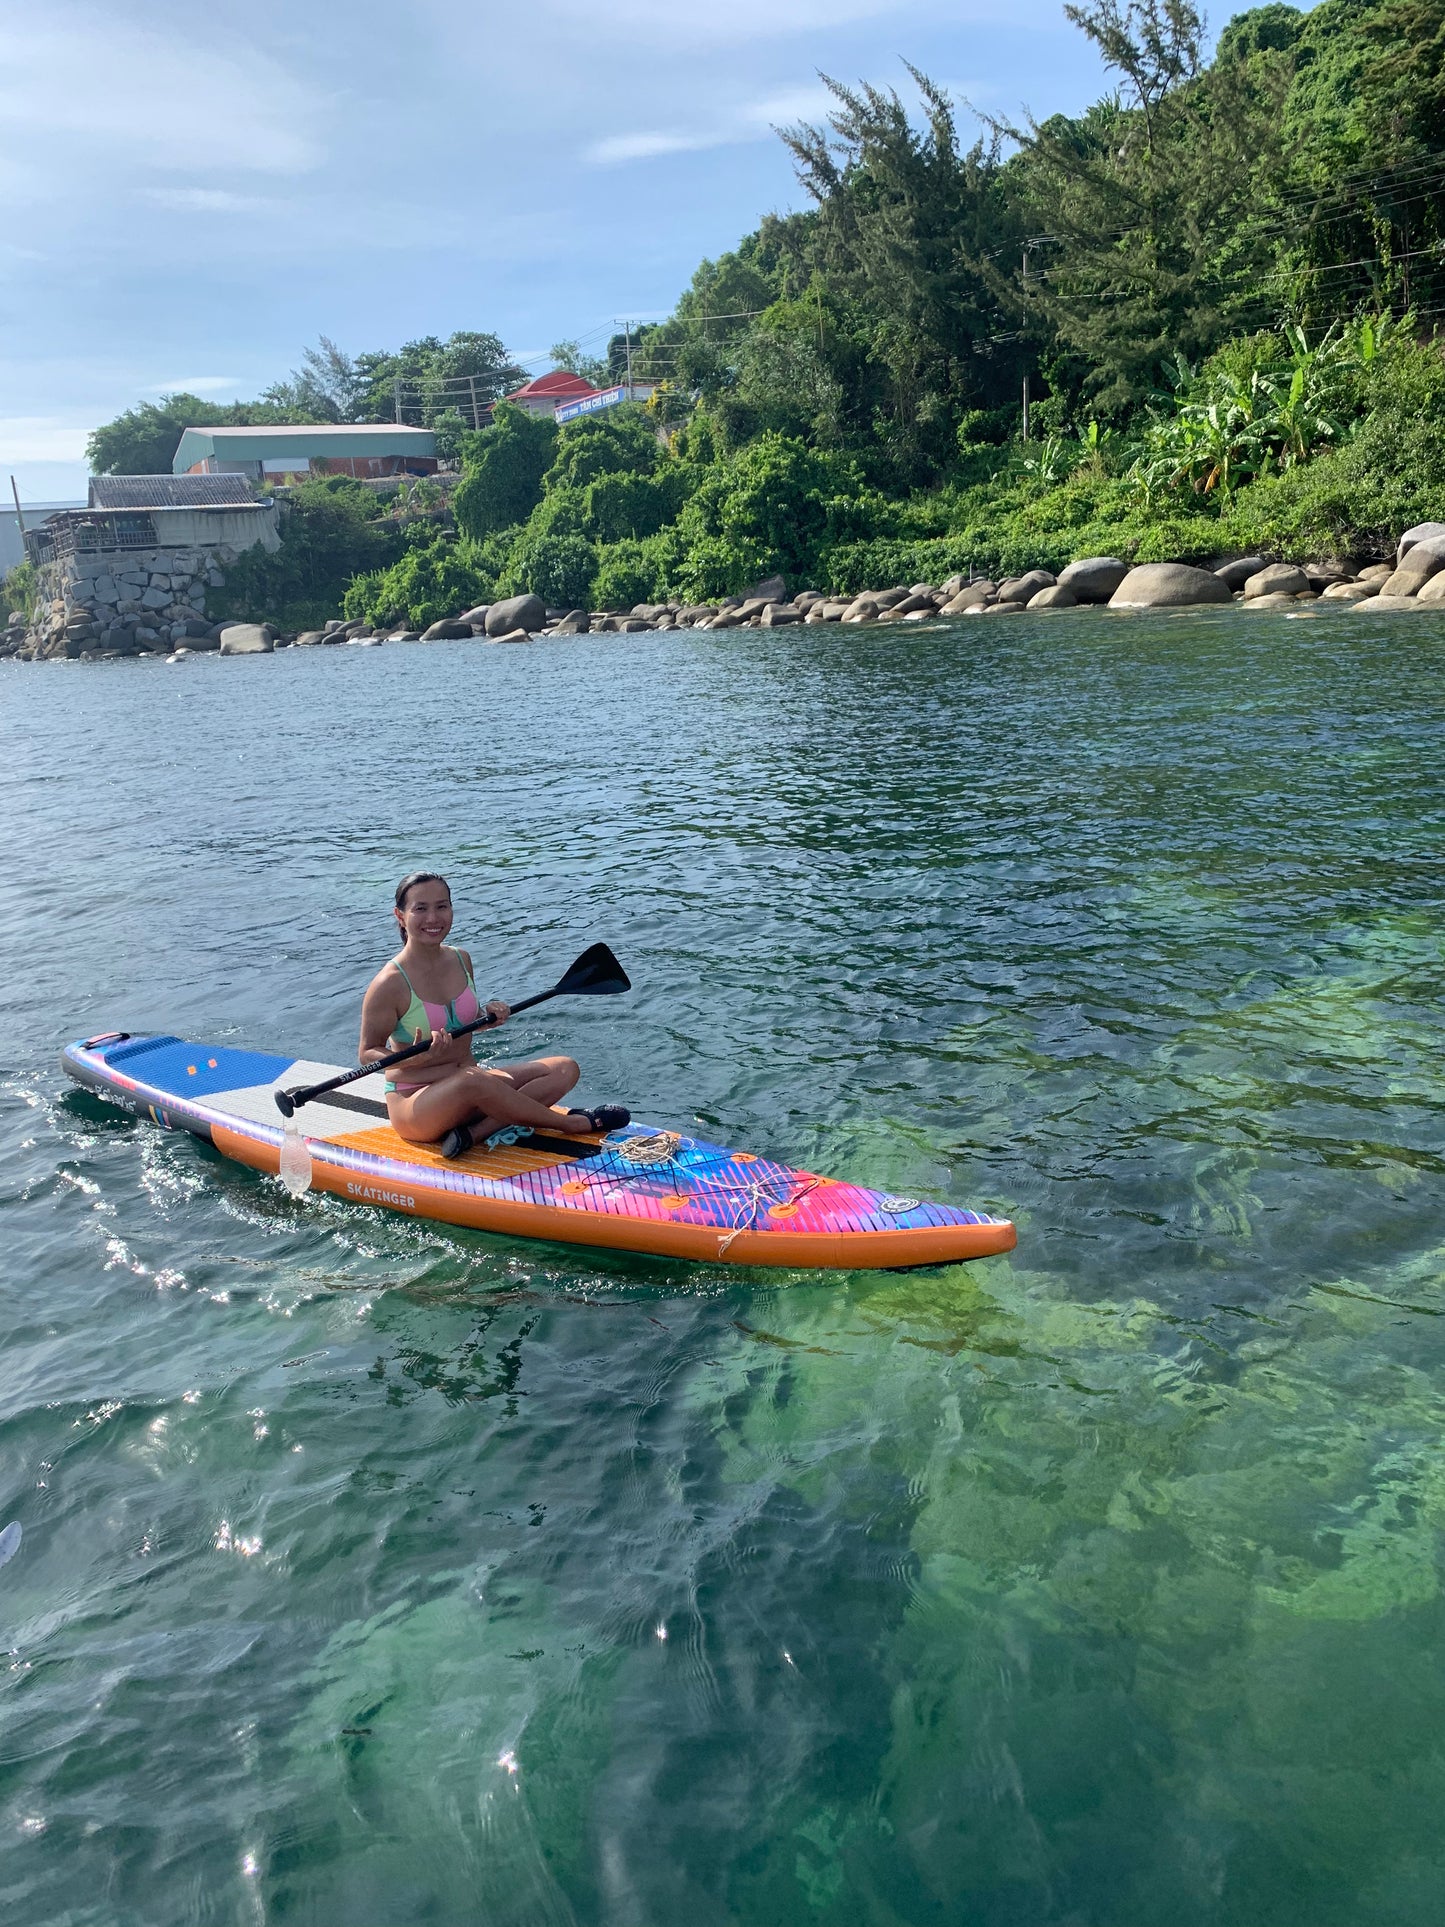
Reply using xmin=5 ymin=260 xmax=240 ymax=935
xmin=172 ymin=423 xmax=437 ymax=474
xmin=89 ymin=474 xmax=257 ymax=510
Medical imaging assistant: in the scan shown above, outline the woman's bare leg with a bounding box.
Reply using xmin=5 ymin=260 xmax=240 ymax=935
xmin=387 ymin=1056 xmax=583 ymax=1145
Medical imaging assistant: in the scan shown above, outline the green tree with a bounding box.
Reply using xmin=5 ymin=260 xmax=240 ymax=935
xmin=209 ymin=476 xmax=404 ymax=629
xmin=263 ymin=335 xmax=368 ymax=421
xmin=354 ymin=331 xmax=524 ymax=426
xmin=452 ymin=403 xmax=557 ymax=540
xmin=86 ymin=393 xmax=300 ymax=474
xmin=781 ymin=70 xmax=1023 ymax=476
xmin=498 ymin=529 xmax=598 ymax=608
xmin=997 ymin=0 xmax=1290 ymax=409
xmin=550 ymin=339 xmax=611 ymax=387
xmin=670 ymin=432 xmax=871 ymax=595
xmin=342 ymin=526 xmax=493 ymax=627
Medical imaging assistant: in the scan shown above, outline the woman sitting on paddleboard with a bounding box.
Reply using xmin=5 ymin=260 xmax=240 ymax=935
xmin=360 ymin=871 xmax=629 ymax=1159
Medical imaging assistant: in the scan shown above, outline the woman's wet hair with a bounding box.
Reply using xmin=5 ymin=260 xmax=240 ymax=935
xmin=394 ymin=871 xmax=451 ymax=910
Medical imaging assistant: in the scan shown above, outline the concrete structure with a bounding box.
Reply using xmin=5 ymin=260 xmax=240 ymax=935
xmin=19 ymin=473 xmax=280 ymax=659
xmin=173 ymin=423 xmax=438 ymax=481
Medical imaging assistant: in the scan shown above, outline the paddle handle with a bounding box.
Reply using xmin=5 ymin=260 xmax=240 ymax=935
xmin=275 ymin=985 xmax=559 ymax=1116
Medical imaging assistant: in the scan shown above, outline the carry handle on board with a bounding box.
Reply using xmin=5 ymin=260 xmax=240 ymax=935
xmin=273 ymin=943 xmax=631 ymax=1118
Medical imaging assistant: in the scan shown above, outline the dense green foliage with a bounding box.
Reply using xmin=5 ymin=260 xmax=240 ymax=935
xmin=343 ymin=0 xmax=1445 ymax=625
xmin=1 ymin=559 xmax=36 ymax=622
xmin=451 ymin=404 xmax=557 ymax=541
xmin=84 ymin=1 xmax=1445 ymax=623
xmin=207 ymin=477 xmax=404 ymax=631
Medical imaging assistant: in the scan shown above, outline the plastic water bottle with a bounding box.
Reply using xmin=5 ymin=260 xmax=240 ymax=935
xmin=279 ymin=1118 xmax=312 ymax=1198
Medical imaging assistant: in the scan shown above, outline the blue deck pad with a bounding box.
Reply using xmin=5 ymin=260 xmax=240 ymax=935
xmin=95 ymin=1036 xmax=295 ymax=1100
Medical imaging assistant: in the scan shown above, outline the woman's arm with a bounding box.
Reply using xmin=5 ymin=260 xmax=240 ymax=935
xmin=359 ymin=969 xmax=407 ymax=1067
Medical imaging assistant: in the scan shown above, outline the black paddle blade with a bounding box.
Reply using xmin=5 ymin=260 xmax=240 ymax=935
xmin=554 ymin=942 xmax=630 ymax=998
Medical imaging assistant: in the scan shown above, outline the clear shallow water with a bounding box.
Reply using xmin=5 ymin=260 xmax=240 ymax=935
xmin=0 ymin=610 xmax=1442 ymax=1926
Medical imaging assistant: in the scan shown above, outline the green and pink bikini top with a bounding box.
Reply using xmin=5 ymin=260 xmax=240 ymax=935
xmin=389 ymin=951 xmax=482 ymax=1048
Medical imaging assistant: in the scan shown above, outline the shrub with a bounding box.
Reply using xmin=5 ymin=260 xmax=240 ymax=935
xmin=1 ymin=560 xmax=36 ymax=622
xmin=452 ymin=403 xmax=556 ymax=541
xmin=497 ymin=530 xmax=598 ymax=609
xmin=209 ymin=476 xmax=403 ymax=629
xmin=591 ymin=536 xmax=670 ymax=609
xmin=342 ymin=529 xmax=493 ymax=627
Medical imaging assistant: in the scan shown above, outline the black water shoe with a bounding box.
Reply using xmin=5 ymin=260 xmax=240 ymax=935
xmin=440 ymin=1124 xmax=476 ymax=1159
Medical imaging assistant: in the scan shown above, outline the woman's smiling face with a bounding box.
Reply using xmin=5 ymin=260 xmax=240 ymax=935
xmin=395 ymin=881 xmax=453 ymax=945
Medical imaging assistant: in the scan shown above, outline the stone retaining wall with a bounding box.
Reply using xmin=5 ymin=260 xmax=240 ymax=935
xmin=25 ymin=545 xmax=236 ymax=659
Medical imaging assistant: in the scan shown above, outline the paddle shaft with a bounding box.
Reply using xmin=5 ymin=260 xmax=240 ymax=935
xmin=277 ymin=984 xmax=559 ymax=1116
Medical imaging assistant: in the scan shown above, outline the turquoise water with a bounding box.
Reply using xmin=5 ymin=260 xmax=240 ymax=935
xmin=1 ymin=609 xmax=1442 ymax=1925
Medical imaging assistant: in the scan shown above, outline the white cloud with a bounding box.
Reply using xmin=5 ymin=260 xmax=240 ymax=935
xmin=147 ymin=189 xmax=276 ymax=214
xmin=586 ymin=130 xmax=721 ymax=165
xmin=0 ymin=5 xmax=327 ymax=209
xmin=584 ymin=82 xmax=837 ymax=165
xmin=147 ymin=377 xmax=243 ymax=395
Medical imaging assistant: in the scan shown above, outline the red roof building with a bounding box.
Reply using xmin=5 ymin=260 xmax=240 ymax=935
xmin=501 ymin=370 xmax=603 ymax=418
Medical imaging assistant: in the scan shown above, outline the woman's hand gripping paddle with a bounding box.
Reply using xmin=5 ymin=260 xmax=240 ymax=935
xmin=274 ymin=943 xmax=631 ymax=1198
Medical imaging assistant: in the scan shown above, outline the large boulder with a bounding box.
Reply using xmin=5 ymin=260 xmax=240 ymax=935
xmin=1213 ymin=554 xmax=1270 ymax=590
xmin=1415 ymin=571 xmax=1445 ymax=604
xmin=1109 ymin=563 xmax=1233 ymax=609
xmin=552 ymin=609 xmax=590 ymax=633
xmin=1028 ymin=585 xmax=1079 ymax=609
xmin=458 ymin=605 xmax=492 ymax=627
xmin=1057 ymin=556 xmax=1129 ymax=602
xmin=841 ymin=596 xmax=879 ymax=623
xmin=421 ymin=618 xmax=474 ymax=640
xmin=1397 ymin=522 xmax=1445 ymax=563
xmin=761 ymin=603 xmax=803 ymax=625
xmin=941 ymin=586 xmax=991 ymax=613
xmin=745 ymin=574 xmax=787 ymax=603
xmin=1243 ymin=563 xmax=1311 ymax=598
xmin=997 ymin=569 xmax=1055 ymax=603
xmin=1379 ymin=538 xmax=1445 ymax=596
xmin=485 ymin=593 xmax=546 ymax=637
xmin=1321 ymin=582 xmax=1379 ymax=601
xmin=218 ymin=622 xmax=275 ymax=654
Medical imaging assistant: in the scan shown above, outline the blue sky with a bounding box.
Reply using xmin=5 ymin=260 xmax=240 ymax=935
xmin=0 ymin=0 xmax=1117 ymax=499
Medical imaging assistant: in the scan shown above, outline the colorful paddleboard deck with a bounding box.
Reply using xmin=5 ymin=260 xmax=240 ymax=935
xmin=62 ymin=1033 xmax=1016 ymax=1270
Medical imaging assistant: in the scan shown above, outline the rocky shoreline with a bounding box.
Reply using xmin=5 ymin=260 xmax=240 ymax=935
xmin=8 ymin=525 xmax=1445 ymax=663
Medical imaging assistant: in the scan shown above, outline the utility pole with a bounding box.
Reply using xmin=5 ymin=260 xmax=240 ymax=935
xmin=394 ymin=377 xmax=403 ymax=424
xmin=10 ymin=473 xmax=23 ymax=532
xmin=1021 ymin=245 xmax=1031 ymax=443
xmin=624 ymin=320 xmax=633 ymax=398
xmin=467 ymin=374 xmax=479 ymax=431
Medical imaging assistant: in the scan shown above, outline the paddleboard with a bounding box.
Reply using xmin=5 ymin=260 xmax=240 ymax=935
xmin=61 ymin=1032 xmax=1016 ymax=1269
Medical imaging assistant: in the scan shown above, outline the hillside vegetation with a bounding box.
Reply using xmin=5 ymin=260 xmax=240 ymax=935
xmin=87 ymin=0 xmax=1445 ymax=627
